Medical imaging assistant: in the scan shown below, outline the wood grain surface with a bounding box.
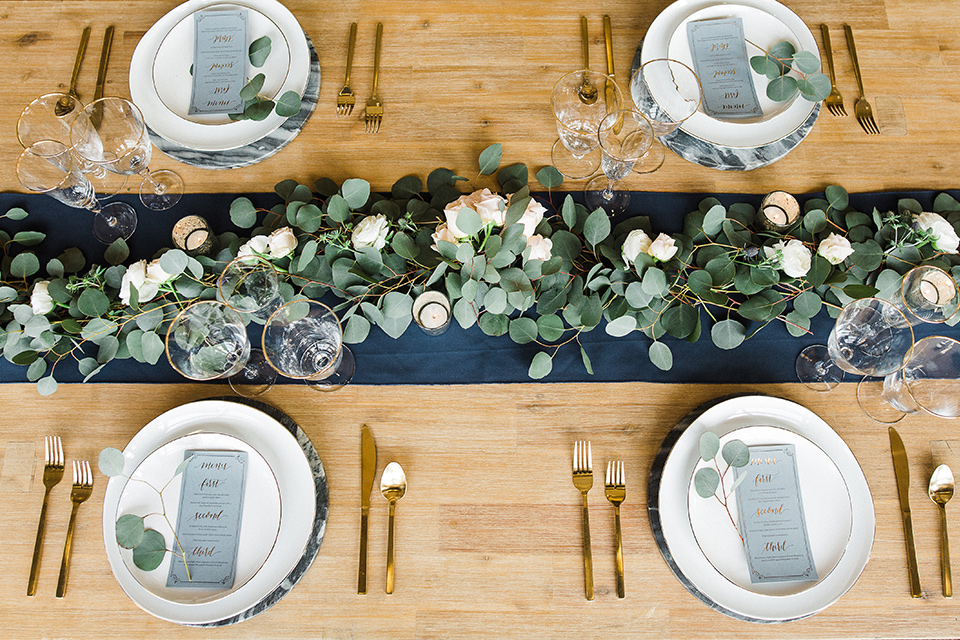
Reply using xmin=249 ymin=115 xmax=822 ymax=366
xmin=2 ymin=382 xmax=960 ymax=638
xmin=1 ymin=0 xmax=958 ymax=194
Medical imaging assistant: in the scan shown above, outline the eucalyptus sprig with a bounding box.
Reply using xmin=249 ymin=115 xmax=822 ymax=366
xmin=221 ymin=35 xmax=302 ymax=121
xmin=748 ymin=40 xmax=832 ymax=103
xmin=694 ymin=432 xmax=750 ymax=544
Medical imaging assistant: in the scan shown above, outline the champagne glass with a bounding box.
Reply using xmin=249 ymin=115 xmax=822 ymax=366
xmin=17 ymin=140 xmax=138 ymax=243
xmin=551 ymin=70 xmax=623 ymax=180
xmin=217 ymin=256 xmax=282 ymax=322
xmin=262 ymin=300 xmax=355 ymax=392
xmin=630 ymin=58 xmax=702 ymax=173
xmin=70 ymin=97 xmax=182 ymax=211
xmin=895 ymin=265 xmax=960 ymax=325
xmin=17 ymin=93 xmax=128 ymax=199
xmin=584 ymin=110 xmax=654 ymax=213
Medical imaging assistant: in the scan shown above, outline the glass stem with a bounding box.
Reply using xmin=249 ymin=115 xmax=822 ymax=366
xmin=139 ymin=167 xmax=166 ymax=194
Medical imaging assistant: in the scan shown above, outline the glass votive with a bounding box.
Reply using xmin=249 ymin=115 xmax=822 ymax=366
xmin=412 ymin=291 xmax=452 ymax=336
xmin=898 ymin=265 xmax=960 ymax=324
xmin=172 ymin=215 xmax=215 ymax=256
xmin=758 ymin=191 xmax=800 ymax=232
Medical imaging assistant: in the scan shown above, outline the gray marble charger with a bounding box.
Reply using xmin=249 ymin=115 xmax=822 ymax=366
xmin=149 ymin=33 xmax=320 ymax=170
xmin=630 ymin=44 xmax=819 ymax=171
xmin=192 ymin=395 xmax=329 ymax=627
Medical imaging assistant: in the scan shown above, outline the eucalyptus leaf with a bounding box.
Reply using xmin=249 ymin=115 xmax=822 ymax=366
xmin=240 ymin=73 xmax=266 ymax=101
xmin=694 ymin=467 xmax=720 ymax=498
xmin=722 ymin=440 xmax=750 ymax=467
xmin=699 ymin=432 xmax=720 ymax=461
xmin=711 ymin=319 xmax=746 ymax=350
xmin=116 ymin=514 xmax=145 ymax=549
xmin=132 ymin=529 xmax=167 ymax=572
xmin=98 ymin=447 xmax=126 ymax=476
xmin=536 ymin=166 xmax=563 ymax=189
xmin=478 ymin=143 xmax=503 ymax=175
xmin=341 ymin=178 xmax=371 ymax=209
xmin=275 ymin=91 xmax=302 ymax=117
xmin=249 ymin=35 xmax=272 ymax=67
xmin=528 ymin=351 xmax=553 ymax=379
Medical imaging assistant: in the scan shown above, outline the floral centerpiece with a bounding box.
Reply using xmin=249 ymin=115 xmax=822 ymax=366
xmin=3 ymin=144 xmax=959 ymax=394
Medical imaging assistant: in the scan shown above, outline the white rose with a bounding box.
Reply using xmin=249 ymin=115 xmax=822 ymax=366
xmin=430 ymin=223 xmax=462 ymax=252
xmin=351 ymin=214 xmax=390 ymax=251
xmin=267 ymin=227 xmax=298 ymax=258
xmin=648 ymin=233 xmax=679 ymax=262
xmin=120 ymin=260 xmax=159 ymax=305
xmin=473 ymin=188 xmax=507 ymax=226
xmin=145 ymin=259 xmax=174 ymax=285
xmin=765 ymin=239 xmax=811 ymax=278
xmin=237 ymin=235 xmax=269 ymax=258
xmin=510 ymin=195 xmax=547 ymax=238
xmin=817 ymin=233 xmax=854 ymax=265
xmin=915 ymin=211 xmax=960 ymax=254
xmin=525 ymin=235 xmax=553 ymax=262
xmin=621 ymin=229 xmax=653 ymax=266
xmin=30 ymin=281 xmax=53 ymax=315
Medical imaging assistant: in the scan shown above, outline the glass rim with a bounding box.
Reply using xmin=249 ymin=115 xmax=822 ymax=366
xmin=17 ymin=92 xmax=85 ymax=149
xmin=597 ymin=109 xmax=655 ymax=162
xmin=897 ymin=335 xmax=960 ymax=418
xmin=17 ymin=139 xmax=75 ymax=194
xmin=216 ymin=254 xmax=280 ymax=314
xmin=630 ymin=57 xmax=704 ymax=124
xmin=834 ymin=296 xmax=916 ymax=374
xmin=164 ymin=300 xmax=247 ymax=381
xmin=899 ymin=264 xmax=960 ymax=323
xmin=70 ymin=96 xmax=151 ymax=165
xmin=551 ymin=68 xmax=622 ymax=129
xmin=261 ymin=299 xmax=344 ymax=380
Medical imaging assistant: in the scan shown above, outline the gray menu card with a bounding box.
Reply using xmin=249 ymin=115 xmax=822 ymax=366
xmin=167 ymin=450 xmax=248 ymax=588
xmin=734 ymin=444 xmax=818 ymax=583
xmin=189 ymin=9 xmax=248 ymax=115
xmin=686 ymin=17 xmax=763 ymax=119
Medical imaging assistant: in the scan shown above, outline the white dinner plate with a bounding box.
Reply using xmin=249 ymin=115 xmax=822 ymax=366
xmin=640 ymin=0 xmax=818 ymax=148
xmin=152 ymin=5 xmax=292 ymax=125
xmin=115 ymin=432 xmax=282 ymax=605
xmin=687 ymin=426 xmax=852 ymax=598
xmin=656 ymin=396 xmax=874 ymax=622
xmin=130 ymin=0 xmax=309 ymax=151
xmin=102 ymin=400 xmax=315 ymax=625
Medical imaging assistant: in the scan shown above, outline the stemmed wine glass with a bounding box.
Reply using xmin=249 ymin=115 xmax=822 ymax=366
xmin=550 ymin=70 xmax=623 ymax=180
xmin=880 ymin=336 xmax=960 ymax=419
xmin=584 ymin=109 xmax=655 ymax=213
xmin=70 ymin=97 xmax=183 ymax=212
xmin=17 ymin=140 xmax=139 ymax=243
xmin=630 ymin=58 xmax=702 ymax=173
xmin=217 ymin=256 xmax=283 ymax=322
xmin=17 ymin=92 xmax=128 ymax=199
xmin=262 ymin=300 xmax=355 ymax=392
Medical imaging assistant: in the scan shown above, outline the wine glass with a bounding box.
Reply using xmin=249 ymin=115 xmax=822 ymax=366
xmin=262 ymin=300 xmax=355 ymax=392
xmin=70 ymin=97 xmax=183 ymax=211
xmin=17 ymin=140 xmax=138 ymax=243
xmin=550 ymin=70 xmax=623 ymax=180
xmin=630 ymin=58 xmax=702 ymax=173
xmin=17 ymin=92 xmax=128 ymax=199
xmin=881 ymin=336 xmax=960 ymax=419
xmin=217 ymin=256 xmax=282 ymax=322
xmin=584 ymin=110 xmax=655 ymax=213
xmin=797 ymin=297 xmax=915 ymax=391
xmin=895 ymin=265 xmax=960 ymax=325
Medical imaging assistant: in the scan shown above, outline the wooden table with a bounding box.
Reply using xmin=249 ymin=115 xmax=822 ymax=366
xmin=1 ymin=382 xmax=959 ymax=638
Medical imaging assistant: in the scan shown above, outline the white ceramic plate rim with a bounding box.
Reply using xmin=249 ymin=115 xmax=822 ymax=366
xmin=130 ymin=0 xmax=309 ymax=151
xmin=640 ymin=0 xmax=818 ymax=147
xmin=102 ymin=400 xmax=315 ymax=624
xmin=115 ymin=432 xmax=282 ymax=605
xmin=658 ymin=395 xmax=875 ymax=621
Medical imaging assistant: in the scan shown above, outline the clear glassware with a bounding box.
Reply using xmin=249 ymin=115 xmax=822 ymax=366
xmin=217 ymin=256 xmax=282 ymax=322
xmin=629 ymin=58 xmax=702 ymax=173
xmin=17 ymin=140 xmax=138 ymax=243
xmin=550 ymin=69 xmax=623 ymax=180
xmin=70 ymin=97 xmax=182 ymax=211
xmin=262 ymin=300 xmax=355 ymax=392
xmin=165 ymin=301 xmax=250 ymax=381
xmin=584 ymin=110 xmax=655 ymax=213
xmin=896 ymin=265 xmax=960 ymax=325
xmin=882 ymin=336 xmax=960 ymax=419
xmin=17 ymin=92 xmax=128 ymax=198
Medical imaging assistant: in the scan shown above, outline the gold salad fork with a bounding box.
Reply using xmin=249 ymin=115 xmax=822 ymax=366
xmin=56 ymin=461 xmax=93 ymax=598
xmin=337 ymin=23 xmax=357 ymax=116
xmin=363 ymin=23 xmax=384 ymax=133
xmin=27 ymin=436 xmax=64 ymax=596
xmin=572 ymin=441 xmax=594 ymax=600
xmin=843 ymin=24 xmax=879 ymax=134
xmin=605 ymin=460 xmax=626 ymax=599
xmin=820 ymin=25 xmax=846 ymax=117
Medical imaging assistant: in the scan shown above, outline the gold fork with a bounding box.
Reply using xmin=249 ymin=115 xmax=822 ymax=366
xmin=363 ymin=23 xmax=384 ymax=133
xmin=572 ymin=440 xmax=593 ymax=600
xmin=605 ymin=461 xmax=626 ymax=599
xmin=55 ymin=461 xmax=93 ymax=598
xmin=336 ymin=23 xmax=357 ymax=116
xmin=27 ymin=436 xmax=64 ymax=596
xmin=820 ymin=25 xmax=846 ymax=117
xmin=843 ymin=24 xmax=879 ymax=134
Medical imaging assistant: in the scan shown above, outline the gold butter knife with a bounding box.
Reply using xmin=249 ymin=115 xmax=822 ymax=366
xmin=358 ymin=424 xmax=377 ymax=594
xmin=603 ymin=15 xmax=615 ymax=101
xmin=94 ymin=26 xmax=115 ymax=102
xmin=890 ymin=427 xmax=922 ymax=598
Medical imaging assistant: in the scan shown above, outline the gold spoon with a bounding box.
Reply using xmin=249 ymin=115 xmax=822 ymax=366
xmin=929 ymin=464 xmax=955 ymax=598
xmin=381 ymin=461 xmax=407 ymax=594
xmin=55 ymin=26 xmax=91 ymax=117
xmin=577 ymin=17 xmax=598 ymax=105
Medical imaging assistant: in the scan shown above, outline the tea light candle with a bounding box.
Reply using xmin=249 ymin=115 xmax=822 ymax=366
xmin=412 ymin=291 xmax=452 ymax=335
xmin=758 ymin=191 xmax=800 ymax=232
xmin=919 ymin=271 xmax=958 ymax=307
xmin=172 ymin=215 xmax=215 ymax=256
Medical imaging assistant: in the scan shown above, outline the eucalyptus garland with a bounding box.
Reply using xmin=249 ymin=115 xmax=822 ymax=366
xmin=5 ymin=143 xmax=960 ymax=395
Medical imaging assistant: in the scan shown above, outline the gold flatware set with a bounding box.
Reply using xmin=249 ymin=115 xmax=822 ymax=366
xmin=336 ymin=22 xmax=384 ymax=133
xmin=358 ymin=424 xmax=406 ymax=594
xmin=573 ymin=441 xmax=627 ymax=600
xmin=27 ymin=437 xmax=94 ymax=597
xmin=820 ymin=24 xmax=879 ymax=134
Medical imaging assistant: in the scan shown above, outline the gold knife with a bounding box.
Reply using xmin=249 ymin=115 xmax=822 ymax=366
xmin=358 ymin=424 xmax=377 ymax=594
xmin=94 ymin=26 xmax=115 ymax=102
xmin=603 ymin=15 xmax=615 ymax=98
xmin=890 ymin=427 xmax=922 ymax=598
